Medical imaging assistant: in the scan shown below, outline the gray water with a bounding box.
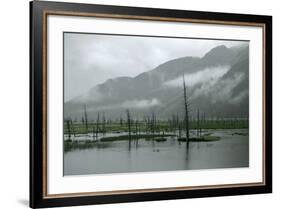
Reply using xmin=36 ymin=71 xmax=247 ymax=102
xmin=64 ymin=129 xmax=249 ymax=176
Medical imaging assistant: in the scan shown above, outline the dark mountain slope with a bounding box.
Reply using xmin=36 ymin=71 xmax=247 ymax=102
xmin=65 ymin=44 xmax=249 ymax=120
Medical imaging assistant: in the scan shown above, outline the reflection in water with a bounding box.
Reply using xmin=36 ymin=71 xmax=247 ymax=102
xmin=64 ymin=129 xmax=249 ymax=176
xmin=185 ymin=145 xmax=191 ymax=170
xmin=185 ymin=144 xmax=190 ymax=162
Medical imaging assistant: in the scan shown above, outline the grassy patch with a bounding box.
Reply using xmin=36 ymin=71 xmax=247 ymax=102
xmin=178 ymin=135 xmax=220 ymax=142
xmin=100 ymin=134 xmax=175 ymax=142
xmin=232 ymin=132 xmax=248 ymax=136
xmin=155 ymin=138 xmax=167 ymax=142
xmin=64 ymin=140 xmax=111 ymax=152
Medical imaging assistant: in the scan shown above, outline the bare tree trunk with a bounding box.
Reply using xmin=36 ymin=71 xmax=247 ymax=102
xmin=144 ymin=117 xmax=148 ymax=135
xmin=102 ymin=112 xmax=106 ymax=136
xmin=154 ymin=114 xmax=157 ymax=134
xmin=135 ymin=119 xmax=138 ymax=136
xmin=197 ymin=109 xmax=200 ymax=137
xmin=147 ymin=117 xmax=150 ymax=134
xmin=172 ymin=114 xmax=175 ymax=133
xmin=135 ymin=119 xmax=139 ymax=147
xmin=81 ymin=116 xmax=84 ymax=129
xmin=120 ymin=116 xmax=123 ymax=127
xmin=151 ymin=111 xmax=155 ymax=142
xmin=95 ymin=112 xmax=100 ymax=140
xmin=126 ymin=109 xmax=132 ymax=150
xmin=70 ymin=118 xmax=76 ymax=137
xmin=178 ymin=123 xmax=182 ymax=138
xmin=83 ymin=104 xmax=88 ymax=134
xmin=66 ymin=119 xmax=71 ymax=140
xmin=92 ymin=126 xmax=95 ymax=140
xmin=183 ymin=75 xmax=190 ymax=147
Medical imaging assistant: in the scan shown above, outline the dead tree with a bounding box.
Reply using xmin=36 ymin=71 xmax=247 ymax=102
xmin=92 ymin=126 xmax=95 ymax=140
xmin=102 ymin=112 xmax=106 ymax=136
xmin=147 ymin=117 xmax=151 ymax=134
xmin=144 ymin=116 xmax=148 ymax=134
xmin=135 ymin=119 xmax=139 ymax=136
xmin=135 ymin=119 xmax=139 ymax=147
xmin=176 ymin=114 xmax=179 ymax=130
xmin=172 ymin=114 xmax=176 ymax=133
xmin=178 ymin=123 xmax=182 ymax=138
xmin=199 ymin=113 xmax=202 ymax=136
xmin=81 ymin=116 xmax=84 ymax=127
xmin=202 ymin=112 xmax=206 ymax=126
xmin=197 ymin=109 xmax=200 ymax=137
xmin=154 ymin=113 xmax=157 ymax=134
xmin=151 ymin=111 xmax=156 ymax=141
xmin=120 ymin=116 xmax=123 ymax=127
xmin=83 ymin=104 xmax=88 ymax=133
xmin=126 ymin=109 xmax=132 ymax=150
xmin=70 ymin=118 xmax=76 ymax=137
xmin=66 ymin=119 xmax=71 ymax=140
xmin=168 ymin=118 xmax=172 ymax=132
xmin=95 ymin=112 xmax=100 ymax=140
xmin=183 ymin=74 xmax=190 ymax=147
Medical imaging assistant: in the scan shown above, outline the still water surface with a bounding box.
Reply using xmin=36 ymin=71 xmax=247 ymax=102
xmin=64 ymin=129 xmax=249 ymax=175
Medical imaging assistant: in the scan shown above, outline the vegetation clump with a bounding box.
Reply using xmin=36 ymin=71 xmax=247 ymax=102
xmin=100 ymin=134 xmax=175 ymax=142
xmin=178 ymin=135 xmax=220 ymax=142
xmin=232 ymin=132 xmax=248 ymax=136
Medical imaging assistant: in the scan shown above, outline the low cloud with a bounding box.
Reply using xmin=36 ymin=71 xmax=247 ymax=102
xmin=72 ymin=87 xmax=104 ymax=103
xmin=211 ymin=73 xmax=245 ymax=104
xmin=164 ymin=65 xmax=230 ymax=89
xmin=121 ymin=98 xmax=161 ymax=109
xmin=85 ymin=98 xmax=161 ymax=112
xmin=229 ymin=90 xmax=248 ymax=104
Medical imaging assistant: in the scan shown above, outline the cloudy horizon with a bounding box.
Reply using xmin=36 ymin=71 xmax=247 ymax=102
xmin=64 ymin=33 xmax=247 ymax=102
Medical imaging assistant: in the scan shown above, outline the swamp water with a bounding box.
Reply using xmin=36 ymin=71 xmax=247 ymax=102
xmin=64 ymin=129 xmax=249 ymax=175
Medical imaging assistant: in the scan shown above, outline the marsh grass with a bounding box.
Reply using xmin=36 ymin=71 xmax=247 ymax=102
xmin=64 ymin=120 xmax=248 ymax=135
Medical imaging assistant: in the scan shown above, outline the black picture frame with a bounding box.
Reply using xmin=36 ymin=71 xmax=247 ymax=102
xmin=30 ymin=1 xmax=272 ymax=208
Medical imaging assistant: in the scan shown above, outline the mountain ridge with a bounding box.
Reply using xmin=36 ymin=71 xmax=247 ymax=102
xmin=65 ymin=44 xmax=249 ymax=120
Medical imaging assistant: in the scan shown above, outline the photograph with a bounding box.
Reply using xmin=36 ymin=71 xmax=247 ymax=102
xmin=63 ymin=33 xmax=250 ymax=176
xmin=29 ymin=1 xmax=272 ymax=207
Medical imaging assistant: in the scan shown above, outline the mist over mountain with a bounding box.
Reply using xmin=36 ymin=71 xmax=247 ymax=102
xmin=65 ymin=44 xmax=249 ymax=121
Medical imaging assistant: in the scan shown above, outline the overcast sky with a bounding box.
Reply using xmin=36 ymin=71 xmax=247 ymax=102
xmin=64 ymin=33 xmax=247 ymax=102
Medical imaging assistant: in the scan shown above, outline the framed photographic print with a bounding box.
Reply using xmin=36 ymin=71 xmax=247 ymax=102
xmin=30 ymin=0 xmax=272 ymax=208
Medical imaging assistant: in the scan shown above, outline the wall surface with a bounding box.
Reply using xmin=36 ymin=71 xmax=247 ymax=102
xmin=0 ymin=0 xmax=279 ymax=208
